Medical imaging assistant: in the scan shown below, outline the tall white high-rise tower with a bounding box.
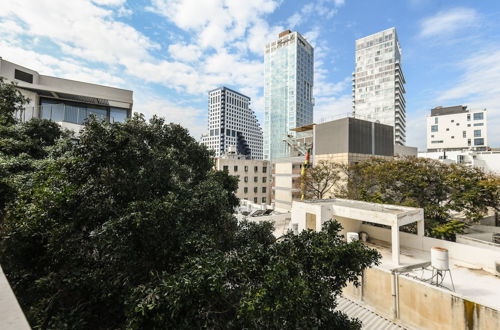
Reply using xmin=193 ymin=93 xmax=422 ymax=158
xmin=202 ymin=86 xmax=263 ymax=159
xmin=353 ymin=27 xmax=406 ymax=145
xmin=264 ymin=30 xmax=314 ymax=160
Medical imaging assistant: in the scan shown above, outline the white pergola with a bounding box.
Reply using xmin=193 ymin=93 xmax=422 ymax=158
xmin=290 ymin=199 xmax=425 ymax=265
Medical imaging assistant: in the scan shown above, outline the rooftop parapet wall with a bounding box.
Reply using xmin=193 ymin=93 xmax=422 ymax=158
xmin=344 ymin=267 xmax=500 ymax=330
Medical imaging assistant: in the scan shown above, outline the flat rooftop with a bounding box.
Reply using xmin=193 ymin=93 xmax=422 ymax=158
xmin=368 ymin=239 xmax=500 ymax=311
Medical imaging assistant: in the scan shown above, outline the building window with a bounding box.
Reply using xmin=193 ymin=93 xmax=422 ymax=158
xmin=434 ymin=117 xmax=438 ymax=124
xmin=474 ymin=138 xmax=484 ymax=146
xmin=110 ymin=107 xmax=128 ymax=123
xmin=263 ymin=166 xmax=267 ymax=173
xmin=431 ymin=140 xmax=443 ymax=144
xmin=244 ymin=187 xmax=248 ymax=193
xmin=254 ymin=197 xmax=258 ymax=203
xmin=446 ymin=128 xmax=449 ymax=131
xmin=431 ymin=125 xmax=438 ymax=132
xmin=254 ymin=177 xmax=258 ymax=183
xmin=244 ymin=176 xmax=248 ymax=182
xmin=467 ymin=124 xmax=471 ymax=127
xmin=473 ymin=123 xmax=484 ymax=127
xmin=223 ymin=165 xmax=228 ymax=171
xmin=262 ymin=187 xmax=267 ymax=193
xmin=451 ymin=120 xmax=454 ymax=123
xmin=254 ymin=166 xmax=258 ymax=172
xmin=463 ymin=131 xmax=466 ymax=138
xmin=451 ymin=136 xmax=454 ymax=139
xmin=467 ymin=114 xmax=471 ymax=121
xmin=473 ymin=113 xmax=484 ymax=120
xmin=262 ymin=177 xmax=267 ymax=183
xmin=474 ymin=130 xmax=481 ymax=137
xmin=234 ymin=166 xmax=238 ymax=172
xmin=244 ymin=166 xmax=248 ymax=172
xmin=456 ymin=123 xmax=460 ymax=126
xmin=468 ymin=139 xmax=471 ymax=146
xmin=262 ymin=197 xmax=266 ymax=203
xmin=14 ymin=69 xmax=33 ymax=83
xmin=254 ymin=187 xmax=258 ymax=193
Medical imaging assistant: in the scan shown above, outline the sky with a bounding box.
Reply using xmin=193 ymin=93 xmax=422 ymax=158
xmin=1 ymin=0 xmax=500 ymax=150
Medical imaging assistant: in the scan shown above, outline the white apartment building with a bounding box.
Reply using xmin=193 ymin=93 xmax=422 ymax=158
xmin=264 ymin=30 xmax=314 ymax=160
xmin=353 ymin=27 xmax=406 ymax=145
xmin=427 ymin=105 xmax=488 ymax=151
xmin=202 ymin=87 xmax=263 ymax=159
xmin=0 ymin=57 xmax=133 ymax=132
xmin=215 ymin=148 xmax=271 ymax=205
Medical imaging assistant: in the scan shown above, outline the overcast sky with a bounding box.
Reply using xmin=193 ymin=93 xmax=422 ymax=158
xmin=1 ymin=0 xmax=500 ymax=150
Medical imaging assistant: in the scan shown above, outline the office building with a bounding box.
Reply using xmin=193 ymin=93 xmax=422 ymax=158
xmin=0 ymin=57 xmax=133 ymax=132
xmin=215 ymin=147 xmax=271 ymax=204
xmin=202 ymin=87 xmax=263 ymax=159
xmin=272 ymin=117 xmax=394 ymax=211
xmin=353 ymin=27 xmax=406 ymax=145
xmin=426 ymin=105 xmax=488 ymax=152
xmin=264 ymin=30 xmax=314 ymax=160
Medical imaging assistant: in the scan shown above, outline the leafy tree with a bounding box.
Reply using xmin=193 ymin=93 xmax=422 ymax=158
xmin=300 ymin=159 xmax=342 ymax=199
xmin=1 ymin=115 xmax=380 ymax=329
xmin=0 ymin=77 xmax=28 ymax=126
xmin=341 ymin=157 xmax=500 ymax=240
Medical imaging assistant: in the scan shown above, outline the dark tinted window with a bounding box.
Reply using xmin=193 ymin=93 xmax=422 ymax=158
xmin=14 ymin=69 xmax=33 ymax=83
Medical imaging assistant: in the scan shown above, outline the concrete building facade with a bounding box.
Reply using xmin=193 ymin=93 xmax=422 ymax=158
xmin=426 ymin=105 xmax=488 ymax=152
xmin=202 ymin=87 xmax=263 ymax=159
xmin=264 ymin=30 xmax=314 ymax=160
xmin=272 ymin=117 xmax=394 ymax=211
xmin=215 ymin=151 xmax=271 ymax=205
xmin=0 ymin=58 xmax=133 ymax=132
xmin=353 ymin=27 xmax=406 ymax=145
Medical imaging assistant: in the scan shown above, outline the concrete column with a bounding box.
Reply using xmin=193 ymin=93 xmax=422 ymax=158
xmin=417 ymin=220 xmax=425 ymax=250
xmin=391 ymin=225 xmax=400 ymax=265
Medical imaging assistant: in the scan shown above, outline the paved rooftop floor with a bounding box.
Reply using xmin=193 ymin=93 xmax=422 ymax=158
xmin=367 ymin=239 xmax=500 ymax=311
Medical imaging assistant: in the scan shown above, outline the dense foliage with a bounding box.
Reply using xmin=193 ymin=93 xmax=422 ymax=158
xmin=0 ymin=79 xmax=380 ymax=329
xmin=342 ymin=157 xmax=500 ymax=240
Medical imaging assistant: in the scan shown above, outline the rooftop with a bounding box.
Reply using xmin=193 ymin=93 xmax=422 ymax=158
xmin=368 ymin=239 xmax=500 ymax=311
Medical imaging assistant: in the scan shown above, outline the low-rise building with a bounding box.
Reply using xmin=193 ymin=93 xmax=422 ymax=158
xmin=272 ymin=117 xmax=394 ymax=211
xmin=215 ymin=148 xmax=271 ymax=205
xmin=0 ymin=57 xmax=133 ymax=132
xmin=418 ymin=150 xmax=500 ymax=175
xmin=427 ymin=105 xmax=488 ymax=152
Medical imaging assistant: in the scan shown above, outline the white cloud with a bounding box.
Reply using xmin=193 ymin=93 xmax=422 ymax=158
xmin=313 ymin=94 xmax=352 ymax=123
xmin=168 ymin=43 xmax=202 ymax=62
xmin=419 ymin=7 xmax=479 ymax=38
xmin=92 ymin=0 xmax=126 ymax=6
xmin=0 ymin=39 xmax=125 ymax=86
xmin=148 ymin=0 xmax=280 ymax=54
xmin=436 ymin=48 xmax=500 ymax=147
xmin=133 ymin=95 xmax=207 ymax=139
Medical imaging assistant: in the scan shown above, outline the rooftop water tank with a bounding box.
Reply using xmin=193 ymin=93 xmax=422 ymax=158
xmin=347 ymin=232 xmax=359 ymax=243
xmin=431 ymin=247 xmax=449 ymax=270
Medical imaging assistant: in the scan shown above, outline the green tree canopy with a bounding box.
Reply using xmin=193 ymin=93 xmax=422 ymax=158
xmin=1 ymin=112 xmax=380 ymax=329
xmin=341 ymin=157 xmax=500 ymax=240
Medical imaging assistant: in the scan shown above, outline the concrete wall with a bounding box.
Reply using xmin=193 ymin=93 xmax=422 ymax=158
xmin=315 ymin=118 xmax=350 ymax=155
xmin=343 ymin=267 xmax=500 ymax=330
xmin=0 ymin=266 xmax=31 ymax=329
xmin=360 ymin=224 xmax=500 ymax=274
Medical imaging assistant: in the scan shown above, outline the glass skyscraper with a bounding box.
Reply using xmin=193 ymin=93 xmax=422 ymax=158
xmin=264 ymin=30 xmax=314 ymax=160
xmin=352 ymin=27 xmax=406 ymax=145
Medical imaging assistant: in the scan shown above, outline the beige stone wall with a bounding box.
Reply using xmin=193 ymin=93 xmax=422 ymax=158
xmin=215 ymin=158 xmax=271 ymax=205
xmin=343 ymin=266 xmax=500 ymax=330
